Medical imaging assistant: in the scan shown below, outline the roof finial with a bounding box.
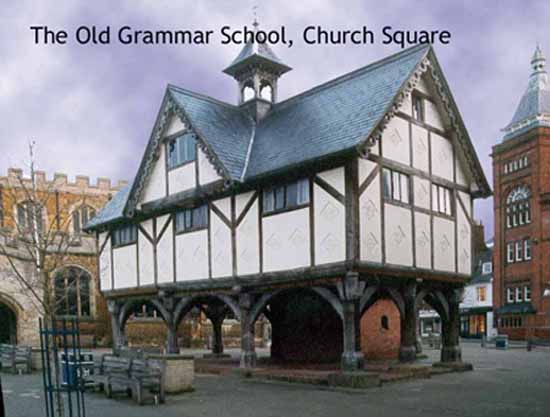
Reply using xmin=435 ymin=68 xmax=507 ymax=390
xmin=252 ymin=3 xmax=259 ymax=29
xmin=531 ymin=43 xmax=546 ymax=75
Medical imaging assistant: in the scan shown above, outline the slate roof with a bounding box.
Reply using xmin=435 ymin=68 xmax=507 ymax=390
xmin=504 ymin=45 xmax=550 ymax=140
xmin=85 ymin=184 xmax=131 ymax=229
xmin=223 ymin=38 xmax=291 ymax=76
xmin=86 ymin=43 xmax=491 ymax=230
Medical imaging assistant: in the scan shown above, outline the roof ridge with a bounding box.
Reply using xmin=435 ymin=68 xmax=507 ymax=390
xmin=270 ymin=44 xmax=431 ymax=111
xmin=167 ymin=84 xmax=240 ymax=111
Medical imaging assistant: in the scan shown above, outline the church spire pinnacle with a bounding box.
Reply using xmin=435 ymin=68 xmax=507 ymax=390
xmin=531 ymin=44 xmax=546 ymax=76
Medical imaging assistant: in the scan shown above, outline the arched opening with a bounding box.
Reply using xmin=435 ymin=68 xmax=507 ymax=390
xmin=416 ymin=289 xmax=451 ymax=353
xmin=122 ymin=300 xmax=167 ymax=348
xmin=254 ymin=288 xmax=343 ymax=364
xmin=242 ymin=81 xmax=255 ymax=102
xmin=259 ymin=81 xmax=273 ymax=102
xmin=359 ymin=290 xmax=402 ymax=360
xmin=0 ymin=301 xmax=17 ymax=344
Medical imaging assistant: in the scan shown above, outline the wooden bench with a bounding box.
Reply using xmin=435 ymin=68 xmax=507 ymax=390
xmin=93 ymin=355 xmax=165 ymax=405
xmin=0 ymin=344 xmax=32 ymax=374
xmin=128 ymin=358 xmax=165 ymax=405
xmin=527 ymin=338 xmax=550 ymax=351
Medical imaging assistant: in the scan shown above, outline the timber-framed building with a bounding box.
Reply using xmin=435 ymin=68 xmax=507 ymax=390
xmin=86 ymin=37 xmax=491 ymax=369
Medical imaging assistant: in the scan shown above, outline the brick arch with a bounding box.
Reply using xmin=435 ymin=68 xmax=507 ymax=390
xmin=0 ymin=292 xmax=22 ymax=344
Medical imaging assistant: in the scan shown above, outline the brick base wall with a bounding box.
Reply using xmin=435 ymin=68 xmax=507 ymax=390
xmin=360 ymin=299 xmax=401 ymax=360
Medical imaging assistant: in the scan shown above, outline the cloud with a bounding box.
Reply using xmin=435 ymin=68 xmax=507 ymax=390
xmin=1 ymin=0 xmax=550 ymax=238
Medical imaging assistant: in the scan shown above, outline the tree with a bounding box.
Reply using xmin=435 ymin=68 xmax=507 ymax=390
xmin=0 ymin=142 xmax=91 ymax=417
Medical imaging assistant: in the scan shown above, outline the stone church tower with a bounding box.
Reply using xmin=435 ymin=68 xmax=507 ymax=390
xmin=492 ymin=45 xmax=550 ymax=339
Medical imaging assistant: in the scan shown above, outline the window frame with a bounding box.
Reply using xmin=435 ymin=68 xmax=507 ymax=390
xmin=175 ymin=204 xmax=209 ymax=234
xmin=167 ymin=133 xmax=197 ymax=170
xmin=524 ymin=286 xmax=531 ymax=302
xmin=431 ymin=183 xmax=454 ymax=217
xmin=506 ymin=287 xmax=514 ymax=304
xmin=262 ymin=179 xmax=310 ymax=216
xmin=382 ymin=168 xmax=410 ymax=205
xmin=54 ymin=267 xmax=92 ymax=318
xmin=515 ymin=287 xmax=523 ymax=303
xmin=481 ymin=262 xmax=492 ymax=275
xmin=72 ymin=205 xmax=96 ymax=234
xmin=111 ymin=224 xmax=138 ymax=248
xmin=412 ymin=94 xmax=425 ymax=123
xmin=506 ymin=242 xmax=515 ymax=263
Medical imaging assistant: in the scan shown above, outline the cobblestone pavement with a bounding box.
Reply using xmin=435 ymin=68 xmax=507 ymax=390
xmin=2 ymin=343 xmax=549 ymax=417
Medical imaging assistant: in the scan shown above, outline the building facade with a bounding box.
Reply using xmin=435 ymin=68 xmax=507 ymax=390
xmin=87 ymin=38 xmax=490 ymax=369
xmin=0 ymin=168 xmax=126 ymax=346
xmin=460 ymin=239 xmax=495 ymax=338
xmin=492 ymin=46 xmax=550 ymax=340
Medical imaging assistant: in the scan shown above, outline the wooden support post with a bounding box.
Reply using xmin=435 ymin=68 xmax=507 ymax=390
xmin=239 ymin=293 xmax=257 ymax=369
xmin=441 ymin=289 xmax=462 ymax=363
xmin=338 ymin=272 xmax=365 ymax=371
xmin=107 ymin=300 xmax=124 ymax=352
xmin=399 ymin=282 xmax=417 ymax=362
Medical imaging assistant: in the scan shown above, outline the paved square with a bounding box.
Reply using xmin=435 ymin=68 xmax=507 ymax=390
xmin=2 ymin=343 xmax=549 ymax=417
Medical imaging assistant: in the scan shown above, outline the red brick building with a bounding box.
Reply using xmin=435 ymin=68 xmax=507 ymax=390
xmin=492 ymin=46 xmax=550 ymax=340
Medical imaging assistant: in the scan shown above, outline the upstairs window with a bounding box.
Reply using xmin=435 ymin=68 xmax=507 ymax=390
xmin=524 ymin=286 xmax=531 ymax=302
xmin=515 ymin=287 xmax=523 ymax=303
xmin=507 ymin=243 xmax=514 ymax=263
xmin=506 ymin=186 xmax=531 ymax=228
xmin=382 ymin=168 xmax=410 ymax=204
xmin=168 ymin=133 xmax=196 ymax=169
xmin=112 ymin=225 xmax=137 ymax=247
xmin=263 ymin=179 xmax=310 ymax=214
xmin=175 ymin=205 xmax=208 ymax=233
xmin=412 ymin=95 xmax=424 ymax=122
xmin=16 ymin=201 xmax=44 ymax=233
xmin=506 ymin=238 xmax=531 ymax=263
xmin=72 ymin=205 xmax=96 ymax=234
xmin=476 ymin=286 xmax=486 ymax=302
xmin=432 ymin=183 xmax=453 ymax=216
xmin=482 ymin=262 xmax=492 ymax=275
xmin=524 ymin=239 xmax=532 ymax=260
xmin=506 ymin=288 xmax=514 ymax=303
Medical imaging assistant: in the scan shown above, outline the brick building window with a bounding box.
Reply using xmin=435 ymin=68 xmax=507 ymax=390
xmin=515 ymin=287 xmax=523 ymax=302
xmin=507 ymin=243 xmax=514 ymax=263
xmin=506 ymin=288 xmax=514 ymax=303
xmin=524 ymin=239 xmax=532 ymax=260
xmin=54 ymin=266 xmax=91 ymax=317
xmin=506 ymin=238 xmax=531 ymax=263
xmin=524 ymin=286 xmax=531 ymax=302
xmin=506 ymin=186 xmax=531 ymax=228
xmin=72 ymin=205 xmax=96 ymax=234
xmin=16 ymin=200 xmax=44 ymax=233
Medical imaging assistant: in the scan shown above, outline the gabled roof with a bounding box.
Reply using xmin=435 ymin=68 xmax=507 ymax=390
xmin=503 ymin=45 xmax=550 ymax=140
xmin=87 ymin=43 xmax=491 ymax=230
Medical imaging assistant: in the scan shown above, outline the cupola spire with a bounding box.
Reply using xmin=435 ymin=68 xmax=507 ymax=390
xmin=503 ymin=44 xmax=550 ymax=139
xmin=223 ymin=13 xmax=291 ymax=120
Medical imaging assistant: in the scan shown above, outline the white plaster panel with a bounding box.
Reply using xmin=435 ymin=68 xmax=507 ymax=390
xmin=138 ymin=230 xmax=154 ymax=286
xmin=213 ymin=197 xmax=231 ymax=220
xmin=113 ymin=245 xmax=138 ymax=289
xmin=400 ymin=93 xmax=412 ymax=116
xmin=415 ymin=78 xmax=430 ymax=95
xmin=414 ymin=212 xmax=431 ymax=269
xmin=457 ymin=197 xmax=471 ymax=275
xmin=99 ymin=233 xmax=112 ymax=291
xmin=175 ymin=230 xmax=209 ymax=281
xmin=236 ymin=192 xmax=255 ymax=219
xmin=458 ymin=191 xmax=472 ymax=218
xmin=358 ymin=158 xmax=377 ymax=186
xmin=168 ymin=163 xmax=195 ymax=195
xmin=211 ymin=210 xmax=233 ymax=278
xmin=141 ymin=145 xmax=166 ymax=204
xmin=381 ymin=116 xmax=410 ymax=167
xmin=455 ymin=154 xmax=469 ymax=187
xmin=384 ymin=204 xmax=413 ymax=266
xmin=359 ymin=174 xmax=382 ymax=263
xmin=314 ymin=185 xmax=345 ymax=265
xmin=317 ymin=167 xmax=345 ymax=195
xmin=156 ymin=216 xmax=174 ymax=284
xmin=198 ymin=148 xmax=222 ymax=186
xmin=411 ymin=124 xmax=430 ymax=173
xmin=164 ymin=115 xmax=186 ymax=137
xmin=141 ymin=219 xmax=154 ymax=239
xmin=263 ymin=208 xmax=310 ymax=272
xmin=433 ymin=217 xmax=455 ymax=272
xmin=236 ymin=200 xmax=260 ymax=275
xmin=430 ymin=133 xmax=454 ymax=181
xmin=425 ymin=100 xmax=445 ymax=131
xmin=413 ymin=176 xmax=431 ymax=210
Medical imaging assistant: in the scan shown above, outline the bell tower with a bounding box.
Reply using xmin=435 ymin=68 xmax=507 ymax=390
xmin=223 ymin=20 xmax=292 ymax=122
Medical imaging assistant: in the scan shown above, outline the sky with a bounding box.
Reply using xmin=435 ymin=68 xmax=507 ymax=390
xmin=1 ymin=0 xmax=549 ymax=239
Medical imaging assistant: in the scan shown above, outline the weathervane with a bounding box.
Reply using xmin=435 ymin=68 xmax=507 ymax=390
xmin=252 ymin=3 xmax=259 ymax=28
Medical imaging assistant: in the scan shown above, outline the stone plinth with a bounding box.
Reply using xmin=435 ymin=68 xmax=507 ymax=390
xmin=149 ymin=354 xmax=194 ymax=394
